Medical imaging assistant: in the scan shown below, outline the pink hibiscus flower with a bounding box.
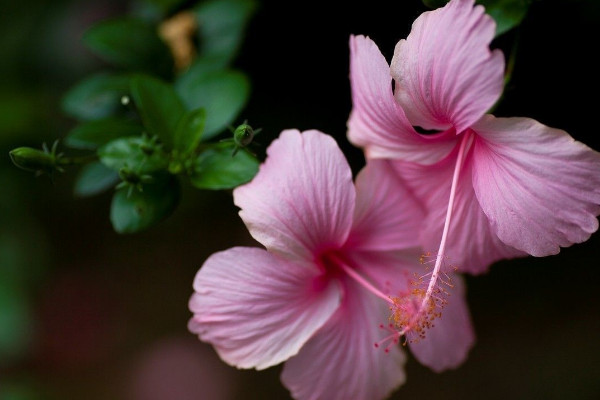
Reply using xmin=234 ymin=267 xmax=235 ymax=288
xmin=188 ymin=129 xmax=475 ymax=400
xmin=348 ymin=0 xmax=600 ymax=277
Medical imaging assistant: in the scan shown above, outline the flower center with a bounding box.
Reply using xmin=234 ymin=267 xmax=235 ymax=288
xmin=319 ymin=251 xmax=454 ymax=348
xmin=389 ymin=252 xmax=456 ymax=344
xmin=319 ymin=132 xmax=473 ymax=349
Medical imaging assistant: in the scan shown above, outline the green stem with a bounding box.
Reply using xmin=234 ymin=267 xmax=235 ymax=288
xmin=57 ymin=154 xmax=99 ymax=166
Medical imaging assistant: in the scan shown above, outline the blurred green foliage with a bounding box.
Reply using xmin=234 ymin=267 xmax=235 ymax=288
xmin=190 ymin=142 xmax=259 ymax=189
xmin=195 ymin=0 xmax=257 ymax=67
xmin=10 ymin=0 xmax=259 ymax=234
xmin=176 ymin=69 xmax=250 ymax=139
xmin=129 ymin=75 xmax=185 ymax=147
xmin=110 ymin=174 xmax=180 ymax=233
xmin=65 ymin=119 xmax=145 ymax=150
xmin=73 ymin=162 xmax=120 ymax=197
xmin=62 ymin=74 xmax=132 ymax=121
xmin=84 ymin=17 xmax=174 ymax=78
xmin=2 ymin=2 xmax=258 ymax=393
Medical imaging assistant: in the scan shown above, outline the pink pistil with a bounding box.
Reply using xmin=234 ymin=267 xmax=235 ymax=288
xmin=329 ymin=253 xmax=395 ymax=307
xmin=323 ymin=140 xmax=474 ymax=345
xmin=403 ymin=131 xmax=474 ymax=334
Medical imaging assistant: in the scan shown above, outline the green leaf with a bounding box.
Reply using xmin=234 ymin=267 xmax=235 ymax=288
xmin=176 ymin=70 xmax=250 ymax=139
xmin=173 ymin=109 xmax=206 ymax=153
xmin=65 ymin=119 xmax=144 ymax=150
xmin=130 ymin=75 xmax=186 ymax=148
xmin=99 ymin=137 xmax=169 ymax=174
xmin=84 ymin=17 xmax=173 ymax=77
xmin=478 ymin=0 xmax=531 ymax=36
xmin=61 ymin=74 xmax=130 ymax=121
xmin=195 ymin=0 xmax=257 ymax=66
xmin=110 ymin=175 xmax=179 ymax=233
xmin=182 ymin=57 xmax=228 ymax=80
xmin=73 ymin=162 xmax=120 ymax=197
xmin=190 ymin=143 xmax=258 ymax=189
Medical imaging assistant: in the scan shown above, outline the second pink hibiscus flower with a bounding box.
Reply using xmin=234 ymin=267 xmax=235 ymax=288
xmin=348 ymin=0 xmax=600 ymax=275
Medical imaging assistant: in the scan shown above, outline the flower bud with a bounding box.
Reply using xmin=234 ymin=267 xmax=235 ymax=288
xmin=233 ymin=124 xmax=255 ymax=147
xmin=9 ymin=147 xmax=56 ymax=173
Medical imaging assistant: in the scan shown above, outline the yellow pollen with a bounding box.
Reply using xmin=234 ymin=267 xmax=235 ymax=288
xmin=387 ymin=254 xmax=456 ymax=344
xmin=418 ymin=251 xmax=432 ymax=265
xmin=390 ymin=289 xmax=440 ymax=344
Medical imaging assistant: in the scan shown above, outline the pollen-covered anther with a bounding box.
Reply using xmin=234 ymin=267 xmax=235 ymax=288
xmin=388 ymin=262 xmax=455 ymax=344
xmin=389 ymin=290 xmax=436 ymax=344
xmin=419 ymin=251 xmax=451 ymax=268
xmin=418 ymin=251 xmax=432 ymax=265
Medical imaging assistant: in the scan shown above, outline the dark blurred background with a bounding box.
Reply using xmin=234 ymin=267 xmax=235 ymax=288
xmin=1 ymin=0 xmax=599 ymax=399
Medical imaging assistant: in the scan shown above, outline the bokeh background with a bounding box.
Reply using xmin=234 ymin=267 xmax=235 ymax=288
xmin=1 ymin=0 xmax=599 ymax=399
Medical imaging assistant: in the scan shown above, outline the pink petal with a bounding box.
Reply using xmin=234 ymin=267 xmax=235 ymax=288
xmin=471 ymin=115 xmax=600 ymax=256
xmin=348 ymin=35 xmax=457 ymax=164
xmin=234 ymin=130 xmax=355 ymax=262
xmin=390 ymin=0 xmax=504 ymax=133
xmin=281 ymin=278 xmax=406 ymax=400
xmin=408 ymin=275 xmax=475 ymax=372
xmin=347 ymin=159 xmax=424 ymax=251
xmin=390 ymin=150 xmax=525 ymax=274
xmin=188 ymin=247 xmax=341 ymax=370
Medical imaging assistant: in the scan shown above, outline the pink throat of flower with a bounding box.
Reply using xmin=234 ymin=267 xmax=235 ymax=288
xmin=322 ymin=132 xmax=473 ymax=348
